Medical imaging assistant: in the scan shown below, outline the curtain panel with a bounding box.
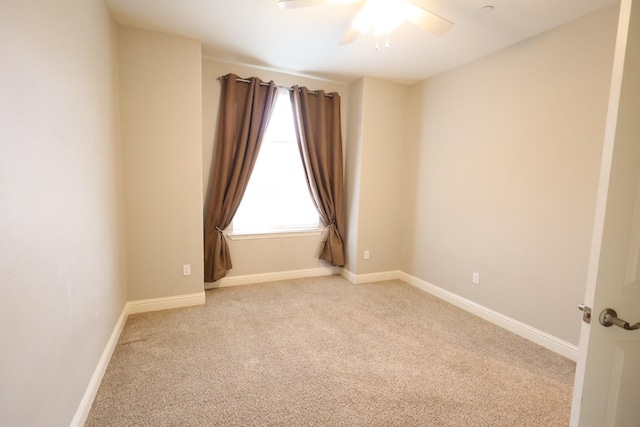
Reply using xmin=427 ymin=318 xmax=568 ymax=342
xmin=290 ymin=87 xmax=346 ymax=266
xmin=204 ymin=73 xmax=277 ymax=282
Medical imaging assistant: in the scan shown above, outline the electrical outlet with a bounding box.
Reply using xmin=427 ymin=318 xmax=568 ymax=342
xmin=183 ymin=264 xmax=191 ymax=276
xmin=472 ymin=272 xmax=479 ymax=285
xmin=364 ymin=250 xmax=370 ymax=260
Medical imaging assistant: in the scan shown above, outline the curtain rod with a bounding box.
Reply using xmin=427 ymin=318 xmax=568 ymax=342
xmin=218 ymin=76 xmax=334 ymax=98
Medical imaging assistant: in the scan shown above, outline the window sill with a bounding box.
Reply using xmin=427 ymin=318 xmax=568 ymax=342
xmin=227 ymin=229 xmax=322 ymax=241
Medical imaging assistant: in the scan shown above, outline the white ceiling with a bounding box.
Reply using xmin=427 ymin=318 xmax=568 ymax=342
xmin=105 ymin=0 xmax=617 ymax=84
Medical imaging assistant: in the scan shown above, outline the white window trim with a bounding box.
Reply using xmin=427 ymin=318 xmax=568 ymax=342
xmin=227 ymin=227 xmax=322 ymax=241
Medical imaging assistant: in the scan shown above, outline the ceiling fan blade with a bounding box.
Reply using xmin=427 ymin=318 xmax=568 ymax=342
xmin=338 ymin=26 xmax=359 ymax=46
xmin=401 ymin=0 xmax=453 ymax=36
xmin=278 ymin=0 xmax=361 ymax=9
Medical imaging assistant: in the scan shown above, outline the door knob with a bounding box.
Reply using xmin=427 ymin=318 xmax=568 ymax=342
xmin=599 ymin=308 xmax=640 ymax=330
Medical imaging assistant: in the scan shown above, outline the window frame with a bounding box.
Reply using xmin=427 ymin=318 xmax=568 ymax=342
xmin=226 ymin=88 xmax=322 ymax=238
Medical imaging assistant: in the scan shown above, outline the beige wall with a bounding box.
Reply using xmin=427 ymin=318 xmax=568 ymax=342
xmin=0 ymin=1 xmax=127 ymax=425
xmin=201 ymin=59 xmax=348 ymax=281
xmin=352 ymin=77 xmax=407 ymax=275
xmin=402 ymin=5 xmax=619 ymax=345
xmin=119 ymin=26 xmax=204 ymax=300
xmin=344 ymin=78 xmax=365 ymax=272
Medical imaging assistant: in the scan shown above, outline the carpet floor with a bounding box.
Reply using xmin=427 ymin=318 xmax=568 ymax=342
xmin=86 ymin=276 xmax=575 ymax=426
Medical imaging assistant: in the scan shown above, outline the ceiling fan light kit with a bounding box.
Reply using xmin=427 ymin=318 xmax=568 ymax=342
xmin=352 ymin=0 xmax=406 ymax=36
xmin=279 ymin=0 xmax=454 ymax=47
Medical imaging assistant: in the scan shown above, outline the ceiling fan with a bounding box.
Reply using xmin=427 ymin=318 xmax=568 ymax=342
xmin=278 ymin=0 xmax=454 ymax=46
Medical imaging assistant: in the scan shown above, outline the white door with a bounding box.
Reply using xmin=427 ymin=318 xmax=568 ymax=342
xmin=570 ymin=1 xmax=640 ymax=426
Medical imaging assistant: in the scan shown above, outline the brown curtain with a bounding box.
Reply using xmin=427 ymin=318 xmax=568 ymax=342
xmin=204 ymin=73 xmax=277 ymax=282
xmin=290 ymin=87 xmax=345 ymax=266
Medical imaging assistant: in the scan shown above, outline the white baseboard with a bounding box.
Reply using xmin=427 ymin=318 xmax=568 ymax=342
xmin=341 ymin=269 xmax=578 ymax=361
xmin=340 ymin=269 xmax=401 ymax=284
xmin=340 ymin=268 xmax=356 ymax=283
xmin=396 ymin=272 xmax=579 ymax=361
xmin=70 ymin=305 xmax=128 ymax=427
xmin=127 ymin=291 xmax=206 ymax=315
xmin=208 ymin=266 xmax=342 ymax=289
xmin=71 ymin=290 xmax=206 ymax=425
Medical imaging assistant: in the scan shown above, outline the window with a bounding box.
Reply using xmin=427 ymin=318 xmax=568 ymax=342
xmin=230 ymin=88 xmax=320 ymax=235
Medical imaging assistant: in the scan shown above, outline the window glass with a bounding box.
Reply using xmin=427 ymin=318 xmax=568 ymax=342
xmin=231 ymin=88 xmax=320 ymax=234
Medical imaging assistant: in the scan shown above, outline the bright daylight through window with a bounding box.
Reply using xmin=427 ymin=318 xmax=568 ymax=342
xmin=231 ymin=88 xmax=320 ymax=235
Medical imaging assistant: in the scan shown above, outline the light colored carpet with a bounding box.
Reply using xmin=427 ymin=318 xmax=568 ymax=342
xmin=86 ymin=276 xmax=575 ymax=426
